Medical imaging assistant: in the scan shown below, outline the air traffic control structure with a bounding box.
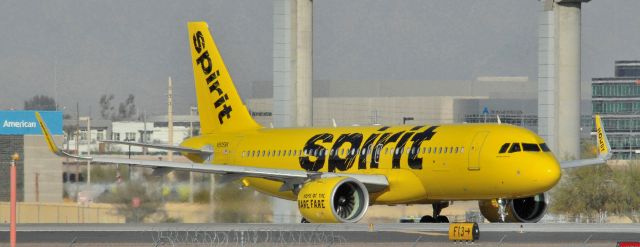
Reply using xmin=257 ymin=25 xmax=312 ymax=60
xmin=272 ymin=0 xmax=313 ymax=223
xmin=538 ymin=0 xmax=590 ymax=160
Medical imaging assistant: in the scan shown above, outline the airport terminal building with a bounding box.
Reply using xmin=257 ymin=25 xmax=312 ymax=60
xmin=0 ymin=111 xmax=63 ymax=202
xmin=592 ymin=61 xmax=640 ymax=159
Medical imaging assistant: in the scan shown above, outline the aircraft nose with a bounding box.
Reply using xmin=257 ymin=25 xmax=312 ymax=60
xmin=541 ymin=157 xmax=561 ymax=189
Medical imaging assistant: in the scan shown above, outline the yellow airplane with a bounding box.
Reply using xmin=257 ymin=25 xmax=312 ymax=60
xmin=35 ymin=22 xmax=612 ymax=224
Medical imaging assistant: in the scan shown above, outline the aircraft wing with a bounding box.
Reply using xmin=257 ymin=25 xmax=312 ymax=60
xmin=559 ymin=115 xmax=612 ymax=169
xmin=100 ymin=140 xmax=213 ymax=156
xmin=35 ymin=112 xmax=389 ymax=193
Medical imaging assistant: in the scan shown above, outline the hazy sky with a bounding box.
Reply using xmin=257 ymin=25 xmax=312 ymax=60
xmin=1 ymin=0 xmax=639 ymax=117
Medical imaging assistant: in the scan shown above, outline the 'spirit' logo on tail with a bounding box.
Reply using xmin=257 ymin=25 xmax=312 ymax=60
xmin=192 ymin=31 xmax=233 ymax=124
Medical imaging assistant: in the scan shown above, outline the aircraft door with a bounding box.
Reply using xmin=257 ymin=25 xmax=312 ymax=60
xmin=468 ymin=131 xmax=489 ymax=171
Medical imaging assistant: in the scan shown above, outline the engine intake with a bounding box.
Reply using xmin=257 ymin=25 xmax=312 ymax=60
xmin=479 ymin=193 xmax=548 ymax=223
xmin=297 ymin=177 xmax=369 ymax=223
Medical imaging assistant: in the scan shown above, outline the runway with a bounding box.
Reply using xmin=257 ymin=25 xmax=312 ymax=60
xmin=1 ymin=223 xmax=639 ymax=246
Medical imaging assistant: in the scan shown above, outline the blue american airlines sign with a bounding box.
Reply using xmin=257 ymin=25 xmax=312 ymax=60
xmin=0 ymin=111 xmax=63 ymax=135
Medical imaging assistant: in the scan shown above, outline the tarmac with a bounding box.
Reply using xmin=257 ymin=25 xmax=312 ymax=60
xmin=1 ymin=223 xmax=639 ymax=246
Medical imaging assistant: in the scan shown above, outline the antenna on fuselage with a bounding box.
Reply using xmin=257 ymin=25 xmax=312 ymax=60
xmin=331 ymin=118 xmax=337 ymax=128
xmin=496 ymin=115 xmax=502 ymax=124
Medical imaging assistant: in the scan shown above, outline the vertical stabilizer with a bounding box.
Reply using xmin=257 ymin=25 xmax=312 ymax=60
xmin=188 ymin=22 xmax=261 ymax=133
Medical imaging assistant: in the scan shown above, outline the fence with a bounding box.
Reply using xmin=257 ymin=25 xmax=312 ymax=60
xmin=0 ymin=202 xmax=124 ymax=223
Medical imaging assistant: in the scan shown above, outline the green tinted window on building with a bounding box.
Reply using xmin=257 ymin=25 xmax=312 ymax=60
xmin=592 ymin=83 xmax=640 ymax=98
xmin=592 ymin=101 xmax=640 ymax=114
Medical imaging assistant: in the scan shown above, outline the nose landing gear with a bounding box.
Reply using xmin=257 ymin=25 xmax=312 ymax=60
xmin=419 ymin=201 xmax=450 ymax=223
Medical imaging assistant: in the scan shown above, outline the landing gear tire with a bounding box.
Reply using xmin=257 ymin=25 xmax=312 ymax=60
xmin=301 ymin=218 xmax=310 ymax=223
xmin=419 ymin=215 xmax=435 ymax=223
xmin=420 ymin=201 xmax=450 ymax=223
xmin=435 ymin=216 xmax=449 ymax=223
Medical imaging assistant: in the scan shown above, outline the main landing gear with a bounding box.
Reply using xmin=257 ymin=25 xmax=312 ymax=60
xmin=420 ymin=202 xmax=450 ymax=223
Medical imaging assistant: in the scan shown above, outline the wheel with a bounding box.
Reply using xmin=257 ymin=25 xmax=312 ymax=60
xmin=435 ymin=215 xmax=449 ymax=223
xmin=301 ymin=218 xmax=310 ymax=223
xmin=419 ymin=215 xmax=435 ymax=223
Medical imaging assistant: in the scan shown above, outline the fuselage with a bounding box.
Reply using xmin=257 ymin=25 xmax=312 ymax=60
xmin=181 ymin=123 xmax=561 ymax=205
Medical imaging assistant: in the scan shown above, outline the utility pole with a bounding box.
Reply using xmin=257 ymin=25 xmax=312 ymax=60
xmin=168 ymin=77 xmax=173 ymax=162
xmin=189 ymin=106 xmax=195 ymax=203
xmin=80 ymin=116 xmax=91 ymax=188
xmin=75 ymin=102 xmax=80 ymax=198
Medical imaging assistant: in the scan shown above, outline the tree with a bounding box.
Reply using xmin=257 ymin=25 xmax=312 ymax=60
xmin=24 ymin=95 xmax=57 ymax=110
xmin=99 ymin=94 xmax=137 ymax=121
xmin=117 ymin=94 xmax=137 ymax=120
xmin=99 ymin=94 xmax=115 ymax=120
xmin=100 ymin=180 xmax=165 ymax=223
xmin=551 ymin=163 xmax=640 ymax=222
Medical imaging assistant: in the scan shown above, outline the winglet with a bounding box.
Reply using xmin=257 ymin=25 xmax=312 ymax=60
xmin=35 ymin=112 xmax=87 ymax=159
xmin=35 ymin=112 xmax=61 ymax=155
xmin=595 ymin=115 xmax=611 ymax=160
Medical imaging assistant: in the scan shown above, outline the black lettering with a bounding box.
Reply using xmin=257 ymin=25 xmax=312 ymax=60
xmin=193 ymin=31 xmax=205 ymax=53
xmin=208 ymin=80 xmax=223 ymax=95
xmin=393 ymin=131 xmax=417 ymax=168
xmin=408 ymin=126 xmax=438 ymax=169
xmin=370 ymin=131 xmax=404 ymax=168
xmin=196 ymin=51 xmax=212 ymax=75
xmin=358 ymin=133 xmax=380 ymax=169
xmin=299 ymin=133 xmax=333 ymax=171
xmin=328 ymin=133 xmax=363 ymax=172
xmin=214 ymin=94 xmax=229 ymax=108
xmin=206 ymin=70 xmax=221 ymax=84
xmin=217 ymin=105 xmax=233 ymax=124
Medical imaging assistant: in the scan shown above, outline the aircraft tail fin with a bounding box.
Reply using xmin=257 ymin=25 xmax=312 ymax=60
xmin=188 ymin=22 xmax=261 ymax=134
xmin=595 ymin=115 xmax=611 ymax=160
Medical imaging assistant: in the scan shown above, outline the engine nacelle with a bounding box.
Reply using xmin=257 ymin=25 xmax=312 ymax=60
xmin=479 ymin=193 xmax=549 ymax=223
xmin=297 ymin=177 xmax=369 ymax=223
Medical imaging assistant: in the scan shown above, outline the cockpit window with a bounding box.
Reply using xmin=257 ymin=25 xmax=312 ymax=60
xmin=508 ymin=143 xmax=521 ymax=153
xmin=498 ymin=143 xmax=510 ymax=153
xmin=522 ymin=143 xmax=541 ymax=152
xmin=539 ymin=143 xmax=551 ymax=152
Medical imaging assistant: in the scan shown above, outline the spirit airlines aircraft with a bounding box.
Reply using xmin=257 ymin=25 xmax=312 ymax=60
xmin=36 ymin=22 xmax=612 ymax=224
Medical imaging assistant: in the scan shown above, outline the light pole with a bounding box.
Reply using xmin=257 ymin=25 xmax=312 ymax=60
xmin=10 ymin=152 xmax=19 ymax=247
xmin=189 ymin=106 xmax=197 ymax=203
xmin=402 ymin=117 xmax=414 ymax=125
xmin=79 ymin=116 xmax=91 ymax=188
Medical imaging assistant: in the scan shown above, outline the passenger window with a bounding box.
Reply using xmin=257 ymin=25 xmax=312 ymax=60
xmin=508 ymin=143 xmax=522 ymax=153
xmin=439 ymin=147 xmax=442 ymax=154
xmin=288 ymin=150 xmax=292 ymax=156
xmin=444 ymin=147 xmax=447 ymax=153
xmin=455 ymin=147 xmax=459 ymax=153
xmin=539 ymin=143 xmax=551 ymax=152
xmin=422 ymin=147 xmax=426 ymax=154
xmin=361 ymin=149 xmax=366 ymax=155
xmin=522 ymin=143 xmax=541 ymax=152
xmin=461 ymin=147 xmax=464 ymax=153
xmin=499 ymin=143 xmax=510 ymax=153
xmin=351 ymin=149 xmax=356 ymax=155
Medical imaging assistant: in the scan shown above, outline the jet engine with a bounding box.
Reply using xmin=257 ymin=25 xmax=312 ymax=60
xmin=297 ymin=177 xmax=369 ymax=223
xmin=478 ymin=193 xmax=548 ymax=223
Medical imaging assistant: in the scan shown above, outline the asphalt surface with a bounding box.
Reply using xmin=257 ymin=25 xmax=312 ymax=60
xmin=1 ymin=223 xmax=639 ymax=246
